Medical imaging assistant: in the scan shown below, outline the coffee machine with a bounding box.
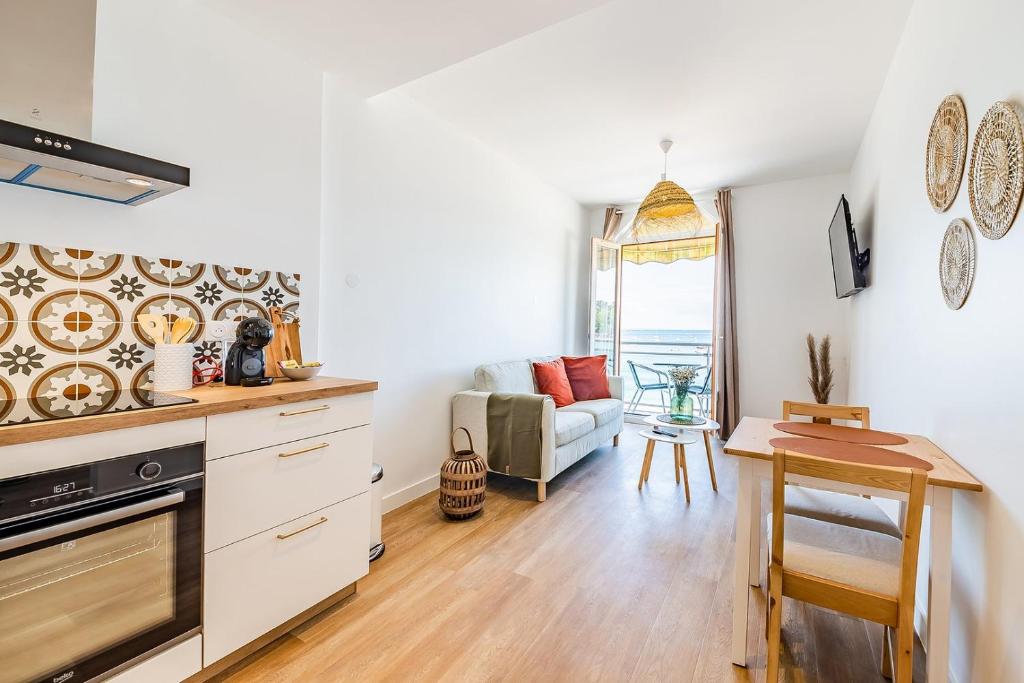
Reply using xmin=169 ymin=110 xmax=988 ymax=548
xmin=224 ymin=317 xmax=274 ymax=386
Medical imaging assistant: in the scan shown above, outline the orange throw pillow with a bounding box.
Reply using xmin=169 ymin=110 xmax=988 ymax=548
xmin=561 ymin=355 xmax=611 ymax=401
xmin=532 ymin=358 xmax=575 ymax=407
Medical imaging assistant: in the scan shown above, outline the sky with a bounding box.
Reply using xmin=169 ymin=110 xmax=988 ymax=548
xmin=620 ymin=257 xmax=715 ymax=331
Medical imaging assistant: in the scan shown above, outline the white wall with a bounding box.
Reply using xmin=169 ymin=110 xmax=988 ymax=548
xmin=847 ymin=0 xmax=1024 ymax=679
xmin=319 ymin=78 xmax=588 ymax=509
xmin=1 ymin=0 xmax=323 ymax=353
xmin=731 ymin=174 xmax=850 ymax=420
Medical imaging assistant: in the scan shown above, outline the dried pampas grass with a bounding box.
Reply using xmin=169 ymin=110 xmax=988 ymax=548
xmin=806 ymin=334 xmax=834 ymax=404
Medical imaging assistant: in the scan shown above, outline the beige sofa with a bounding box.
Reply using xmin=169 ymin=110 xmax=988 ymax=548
xmin=452 ymin=358 xmax=624 ymax=501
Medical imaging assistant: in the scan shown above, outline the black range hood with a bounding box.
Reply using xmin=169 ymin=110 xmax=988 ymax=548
xmin=0 ymin=118 xmax=189 ymax=206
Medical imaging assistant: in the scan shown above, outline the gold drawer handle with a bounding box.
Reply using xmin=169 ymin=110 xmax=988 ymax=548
xmin=278 ymin=442 xmax=329 ymax=458
xmin=280 ymin=404 xmax=330 ymax=417
xmin=276 ymin=516 xmax=328 ymax=540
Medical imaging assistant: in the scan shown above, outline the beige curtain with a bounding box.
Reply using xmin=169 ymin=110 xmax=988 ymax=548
xmin=602 ymin=206 xmax=623 ymax=240
xmin=715 ymin=188 xmax=740 ymax=438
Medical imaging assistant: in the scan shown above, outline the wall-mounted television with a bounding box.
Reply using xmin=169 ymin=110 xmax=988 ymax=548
xmin=828 ymin=195 xmax=870 ymax=298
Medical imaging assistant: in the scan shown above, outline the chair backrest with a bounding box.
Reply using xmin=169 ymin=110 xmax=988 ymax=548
xmin=782 ymin=400 xmax=871 ymax=428
xmin=770 ymin=449 xmax=926 ymax=610
xmin=626 ymin=360 xmax=642 ymax=385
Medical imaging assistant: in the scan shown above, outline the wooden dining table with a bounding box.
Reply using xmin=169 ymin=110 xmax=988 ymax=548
xmin=723 ymin=417 xmax=982 ymax=683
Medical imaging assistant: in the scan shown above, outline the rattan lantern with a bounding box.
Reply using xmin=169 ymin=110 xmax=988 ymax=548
xmin=439 ymin=428 xmax=487 ymax=520
xmin=632 ymin=139 xmax=708 ymax=241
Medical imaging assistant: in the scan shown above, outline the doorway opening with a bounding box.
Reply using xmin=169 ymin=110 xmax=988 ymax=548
xmin=619 ymin=236 xmax=718 ymax=417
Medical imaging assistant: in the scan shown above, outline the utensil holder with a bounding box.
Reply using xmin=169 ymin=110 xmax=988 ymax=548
xmin=154 ymin=344 xmax=193 ymax=392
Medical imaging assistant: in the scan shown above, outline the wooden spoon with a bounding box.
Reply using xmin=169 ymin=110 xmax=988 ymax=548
xmin=170 ymin=317 xmax=196 ymax=344
xmin=137 ymin=314 xmax=168 ymax=345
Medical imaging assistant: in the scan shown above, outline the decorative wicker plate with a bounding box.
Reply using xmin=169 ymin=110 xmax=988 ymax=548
xmin=656 ymin=414 xmax=707 ymax=427
xmin=926 ymin=95 xmax=967 ymax=212
xmin=939 ymin=218 xmax=976 ymax=309
xmin=768 ymin=437 xmax=934 ymax=471
xmin=968 ymin=101 xmax=1024 ymax=239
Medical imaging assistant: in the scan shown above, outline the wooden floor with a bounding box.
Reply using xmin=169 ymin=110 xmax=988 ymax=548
xmin=220 ymin=424 xmax=924 ymax=682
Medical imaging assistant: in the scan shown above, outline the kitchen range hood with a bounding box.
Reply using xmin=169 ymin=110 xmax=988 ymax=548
xmin=0 ymin=0 xmax=189 ymax=205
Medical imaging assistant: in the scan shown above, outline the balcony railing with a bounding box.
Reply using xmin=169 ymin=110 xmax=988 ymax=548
xmin=620 ymin=340 xmax=712 ymax=415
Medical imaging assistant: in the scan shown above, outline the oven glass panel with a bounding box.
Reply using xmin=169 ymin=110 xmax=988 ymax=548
xmin=0 ymin=512 xmax=177 ymax=683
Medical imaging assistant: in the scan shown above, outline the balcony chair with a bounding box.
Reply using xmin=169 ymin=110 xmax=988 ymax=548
xmin=625 ymin=360 xmax=668 ymax=413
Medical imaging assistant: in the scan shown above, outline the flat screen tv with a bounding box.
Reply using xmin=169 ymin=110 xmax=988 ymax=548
xmin=828 ymin=194 xmax=869 ymax=298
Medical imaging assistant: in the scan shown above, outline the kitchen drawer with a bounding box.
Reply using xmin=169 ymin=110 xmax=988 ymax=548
xmin=205 ymin=425 xmax=372 ymax=552
xmin=203 ymin=493 xmax=370 ymax=667
xmin=205 ymin=392 xmax=372 ymax=459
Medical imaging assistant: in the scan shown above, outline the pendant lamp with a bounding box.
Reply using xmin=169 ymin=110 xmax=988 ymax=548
xmin=632 ymin=139 xmax=705 ymax=240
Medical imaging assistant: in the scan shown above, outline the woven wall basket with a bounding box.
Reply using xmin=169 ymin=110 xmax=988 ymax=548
xmin=968 ymin=101 xmax=1024 ymax=239
xmin=939 ymin=218 xmax=976 ymax=310
xmin=925 ymin=94 xmax=967 ymax=212
xmin=439 ymin=427 xmax=487 ymax=520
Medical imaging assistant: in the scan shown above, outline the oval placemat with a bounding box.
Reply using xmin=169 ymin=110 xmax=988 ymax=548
xmin=768 ymin=437 xmax=933 ymax=471
xmin=773 ymin=421 xmax=909 ymax=446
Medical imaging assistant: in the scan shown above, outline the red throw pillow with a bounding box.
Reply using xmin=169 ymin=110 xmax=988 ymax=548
xmin=532 ymin=358 xmax=575 ymax=407
xmin=561 ymin=355 xmax=611 ymax=401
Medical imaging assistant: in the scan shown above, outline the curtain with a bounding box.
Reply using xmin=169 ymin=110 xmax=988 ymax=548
xmin=715 ymin=188 xmax=740 ymax=438
xmin=602 ymin=206 xmax=623 ymax=240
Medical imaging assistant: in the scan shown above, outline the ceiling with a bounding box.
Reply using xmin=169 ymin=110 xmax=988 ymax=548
xmin=212 ymin=0 xmax=912 ymax=206
xmin=207 ymin=0 xmax=612 ymax=95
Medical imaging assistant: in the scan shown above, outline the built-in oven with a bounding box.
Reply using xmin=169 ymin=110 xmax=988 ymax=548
xmin=0 ymin=443 xmax=204 ymax=683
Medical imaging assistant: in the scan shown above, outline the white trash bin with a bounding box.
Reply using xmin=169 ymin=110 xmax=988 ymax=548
xmin=370 ymin=463 xmax=385 ymax=562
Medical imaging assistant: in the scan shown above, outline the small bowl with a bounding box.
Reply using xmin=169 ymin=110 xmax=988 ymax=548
xmin=279 ymin=364 xmax=324 ymax=381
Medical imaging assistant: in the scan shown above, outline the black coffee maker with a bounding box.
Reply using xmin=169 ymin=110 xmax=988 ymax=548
xmin=225 ymin=317 xmax=274 ymax=386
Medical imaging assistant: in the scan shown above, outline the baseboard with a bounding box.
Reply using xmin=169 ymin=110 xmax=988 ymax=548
xmin=383 ymin=473 xmax=439 ymax=513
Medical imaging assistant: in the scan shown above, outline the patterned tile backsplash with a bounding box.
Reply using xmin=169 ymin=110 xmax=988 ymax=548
xmin=0 ymin=242 xmax=300 ymax=418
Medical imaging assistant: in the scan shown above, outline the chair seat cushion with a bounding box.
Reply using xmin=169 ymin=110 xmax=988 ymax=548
xmin=559 ymin=399 xmax=622 ymax=427
xmin=767 ymin=513 xmax=902 ymax=597
xmin=553 ymin=411 xmax=595 ymax=446
xmin=785 ymin=486 xmax=902 ymax=538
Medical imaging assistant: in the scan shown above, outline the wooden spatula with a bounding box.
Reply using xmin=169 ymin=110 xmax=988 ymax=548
xmin=137 ymin=314 xmax=168 ymax=345
xmin=169 ymin=317 xmax=196 ymax=344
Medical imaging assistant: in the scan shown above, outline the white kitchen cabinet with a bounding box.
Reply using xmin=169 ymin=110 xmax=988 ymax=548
xmin=204 ymin=392 xmax=373 ymax=460
xmin=201 ymin=391 xmax=373 ymax=669
xmin=202 ymin=494 xmax=370 ymax=666
xmin=204 ymin=425 xmax=372 ymax=552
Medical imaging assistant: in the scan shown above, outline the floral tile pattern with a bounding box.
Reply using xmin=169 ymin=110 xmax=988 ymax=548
xmin=0 ymin=241 xmax=300 ymax=400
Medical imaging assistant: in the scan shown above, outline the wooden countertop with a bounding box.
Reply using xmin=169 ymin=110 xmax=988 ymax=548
xmin=723 ymin=416 xmax=982 ymax=491
xmin=0 ymin=376 xmax=378 ymax=448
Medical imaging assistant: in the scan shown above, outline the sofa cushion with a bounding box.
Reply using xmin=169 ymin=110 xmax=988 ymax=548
xmin=554 ymin=411 xmax=595 ymax=447
xmin=532 ymin=358 xmax=576 ymax=408
xmin=562 ymin=355 xmax=611 ymax=400
xmin=559 ymin=398 xmax=622 ymax=427
xmin=474 ymin=360 xmax=537 ymax=393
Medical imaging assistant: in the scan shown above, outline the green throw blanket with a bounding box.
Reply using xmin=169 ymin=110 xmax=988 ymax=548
xmin=486 ymin=392 xmax=546 ymax=479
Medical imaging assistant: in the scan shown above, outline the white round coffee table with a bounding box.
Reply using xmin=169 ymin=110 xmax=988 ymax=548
xmin=637 ymin=428 xmax=698 ymax=501
xmin=642 ymin=414 xmax=721 ymax=495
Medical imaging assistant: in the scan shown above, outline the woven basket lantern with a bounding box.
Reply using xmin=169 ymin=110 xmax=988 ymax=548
xmin=439 ymin=428 xmax=487 ymax=520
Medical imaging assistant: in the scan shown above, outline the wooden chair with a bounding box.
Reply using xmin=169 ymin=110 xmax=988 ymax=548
xmin=779 ymin=400 xmax=900 ymax=538
xmin=766 ymin=449 xmax=926 ymax=682
xmin=782 ymin=400 xmax=870 ymax=427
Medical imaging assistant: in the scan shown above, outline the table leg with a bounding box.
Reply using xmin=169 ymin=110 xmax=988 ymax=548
xmin=703 ymin=431 xmax=718 ymax=491
xmin=748 ymin=472 xmax=762 ymax=587
xmin=638 ymin=439 xmax=654 ymax=490
xmin=928 ymin=487 xmax=953 ymax=683
xmin=731 ymin=458 xmax=754 ymax=666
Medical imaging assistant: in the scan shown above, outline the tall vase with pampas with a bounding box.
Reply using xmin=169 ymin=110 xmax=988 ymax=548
xmin=806 ymin=334 xmax=834 ymax=423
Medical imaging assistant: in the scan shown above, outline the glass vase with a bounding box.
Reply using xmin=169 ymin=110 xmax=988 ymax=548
xmin=669 ymin=381 xmax=693 ymax=420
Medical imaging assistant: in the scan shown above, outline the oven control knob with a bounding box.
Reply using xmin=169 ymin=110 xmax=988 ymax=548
xmin=137 ymin=461 xmax=163 ymax=481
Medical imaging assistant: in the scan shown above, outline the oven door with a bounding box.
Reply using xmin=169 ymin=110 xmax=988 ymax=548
xmin=0 ymin=476 xmax=202 ymax=683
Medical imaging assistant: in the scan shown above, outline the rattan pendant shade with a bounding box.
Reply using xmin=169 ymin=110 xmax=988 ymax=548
xmin=632 ymin=180 xmax=705 ymax=239
xmin=631 ymin=140 xmax=706 ymax=241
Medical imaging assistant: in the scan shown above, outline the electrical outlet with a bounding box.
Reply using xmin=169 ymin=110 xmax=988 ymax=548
xmin=205 ymin=320 xmax=237 ymax=343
